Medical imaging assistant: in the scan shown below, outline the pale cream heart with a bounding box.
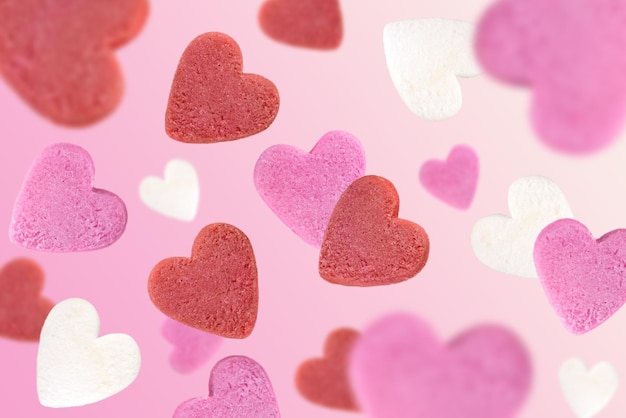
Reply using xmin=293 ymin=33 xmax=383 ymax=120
xmin=383 ymin=19 xmax=481 ymax=120
xmin=37 ymin=298 xmax=141 ymax=408
xmin=471 ymin=175 xmax=573 ymax=278
xmin=139 ymin=159 xmax=199 ymax=221
xmin=559 ymin=358 xmax=619 ymax=418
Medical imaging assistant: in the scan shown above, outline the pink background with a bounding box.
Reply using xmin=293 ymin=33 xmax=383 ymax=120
xmin=1 ymin=0 xmax=625 ymax=416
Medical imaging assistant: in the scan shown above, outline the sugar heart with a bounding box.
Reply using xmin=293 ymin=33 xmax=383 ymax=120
xmin=559 ymin=358 xmax=619 ymax=418
xmin=173 ymin=356 xmax=281 ymax=418
xmin=534 ymin=218 xmax=626 ymax=334
xmin=419 ymin=144 xmax=479 ymax=210
xmin=0 ymin=0 xmax=148 ymax=126
xmin=166 ymin=32 xmax=280 ymax=143
xmin=37 ymin=298 xmax=141 ymax=408
xmin=0 ymin=258 xmax=53 ymax=341
xmin=296 ymin=328 xmax=361 ymax=411
xmin=475 ymin=0 xmax=626 ymax=153
xmin=253 ymin=130 xmax=366 ymax=247
xmin=258 ymin=0 xmax=343 ymax=49
xmin=9 ymin=143 xmax=128 ymax=252
xmin=148 ymin=223 xmax=258 ymax=339
xmin=383 ymin=19 xmax=481 ymax=120
xmin=471 ymin=175 xmax=573 ymax=278
xmin=349 ymin=313 xmax=532 ymax=418
xmin=162 ymin=318 xmax=223 ymax=374
xmin=319 ymin=175 xmax=429 ymax=286
xmin=139 ymin=159 xmax=200 ymax=222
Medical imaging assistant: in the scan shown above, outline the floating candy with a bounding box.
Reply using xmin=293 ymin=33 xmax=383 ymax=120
xmin=162 ymin=318 xmax=223 ymax=374
xmin=559 ymin=358 xmax=619 ymax=418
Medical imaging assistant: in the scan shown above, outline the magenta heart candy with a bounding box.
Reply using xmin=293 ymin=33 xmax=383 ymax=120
xmin=9 ymin=143 xmax=127 ymax=252
xmin=419 ymin=144 xmax=479 ymax=210
xmin=173 ymin=356 xmax=281 ymax=418
xmin=162 ymin=318 xmax=223 ymax=374
xmin=253 ymin=130 xmax=365 ymax=247
xmin=534 ymin=218 xmax=626 ymax=334
xmin=349 ymin=313 xmax=532 ymax=418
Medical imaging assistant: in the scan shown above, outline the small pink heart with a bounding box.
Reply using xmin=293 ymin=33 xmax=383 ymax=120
xmin=253 ymin=130 xmax=365 ymax=247
xmin=9 ymin=143 xmax=127 ymax=252
xmin=419 ymin=144 xmax=479 ymax=210
xmin=162 ymin=318 xmax=223 ymax=374
xmin=349 ymin=313 xmax=532 ymax=418
xmin=173 ymin=356 xmax=281 ymax=418
xmin=534 ymin=218 xmax=626 ymax=334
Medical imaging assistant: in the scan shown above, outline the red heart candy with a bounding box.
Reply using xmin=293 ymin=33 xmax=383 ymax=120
xmin=0 ymin=0 xmax=148 ymax=126
xmin=0 ymin=258 xmax=54 ymax=341
xmin=259 ymin=0 xmax=343 ymax=49
xmin=296 ymin=328 xmax=361 ymax=411
xmin=165 ymin=32 xmax=280 ymax=143
xmin=319 ymin=175 xmax=430 ymax=286
xmin=148 ymin=223 xmax=258 ymax=339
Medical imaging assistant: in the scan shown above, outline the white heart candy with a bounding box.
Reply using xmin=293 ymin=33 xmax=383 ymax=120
xmin=383 ymin=19 xmax=481 ymax=120
xmin=559 ymin=358 xmax=618 ymax=418
xmin=37 ymin=298 xmax=141 ymax=408
xmin=471 ymin=175 xmax=573 ymax=278
xmin=139 ymin=159 xmax=199 ymax=221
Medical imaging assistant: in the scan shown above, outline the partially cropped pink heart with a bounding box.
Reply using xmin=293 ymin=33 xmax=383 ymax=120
xmin=253 ymin=130 xmax=365 ymax=247
xmin=162 ymin=318 xmax=223 ymax=374
xmin=419 ymin=144 xmax=478 ymax=210
xmin=349 ymin=313 xmax=532 ymax=418
xmin=9 ymin=143 xmax=127 ymax=252
xmin=173 ymin=356 xmax=281 ymax=417
xmin=534 ymin=218 xmax=626 ymax=334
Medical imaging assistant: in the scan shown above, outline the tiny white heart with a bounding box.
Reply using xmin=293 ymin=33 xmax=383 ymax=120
xmin=471 ymin=175 xmax=573 ymax=278
xmin=559 ymin=357 xmax=619 ymax=418
xmin=139 ymin=159 xmax=200 ymax=221
xmin=37 ymin=298 xmax=141 ymax=408
xmin=383 ymin=19 xmax=481 ymax=120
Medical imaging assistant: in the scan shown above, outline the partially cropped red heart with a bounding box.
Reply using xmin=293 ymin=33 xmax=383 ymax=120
xmin=0 ymin=258 xmax=54 ymax=341
xmin=259 ymin=0 xmax=343 ymax=50
xmin=165 ymin=32 xmax=280 ymax=143
xmin=296 ymin=328 xmax=361 ymax=411
xmin=148 ymin=223 xmax=258 ymax=339
xmin=319 ymin=175 xmax=430 ymax=286
xmin=0 ymin=0 xmax=148 ymax=126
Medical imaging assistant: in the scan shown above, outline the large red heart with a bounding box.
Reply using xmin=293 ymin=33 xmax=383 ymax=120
xmin=258 ymin=0 xmax=343 ymax=50
xmin=148 ymin=223 xmax=258 ymax=339
xmin=0 ymin=0 xmax=148 ymax=126
xmin=0 ymin=258 xmax=54 ymax=341
xmin=319 ymin=175 xmax=430 ymax=286
xmin=165 ymin=32 xmax=280 ymax=143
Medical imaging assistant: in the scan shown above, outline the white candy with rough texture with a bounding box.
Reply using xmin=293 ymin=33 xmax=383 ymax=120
xmin=471 ymin=176 xmax=573 ymax=278
xmin=139 ymin=159 xmax=199 ymax=221
xmin=383 ymin=19 xmax=480 ymax=120
xmin=559 ymin=358 xmax=618 ymax=418
xmin=37 ymin=298 xmax=141 ymax=408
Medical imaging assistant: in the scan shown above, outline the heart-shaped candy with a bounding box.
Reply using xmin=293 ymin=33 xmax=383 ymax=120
xmin=37 ymin=298 xmax=141 ymax=408
xmin=166 ymin=32 xmax=280 ymax=143
xmin=9 ymin=143 xmax=128 ymax=252
xmin=162 ymin=318 xmax=223 ymax=374
xmin=319 ymin=175 xmax=429 ymax=286
xmin=559 ymin=358 xmax=619 ymax=418
xmin=148 ymin=223 xmax=258 ymax=339
xmin=173 ymin=356 xmax=281 ymax=418
xmin=254 ymin=130 xmax=365 ymax=247
xmin=349 ymin=313 xmax=532 ymax=418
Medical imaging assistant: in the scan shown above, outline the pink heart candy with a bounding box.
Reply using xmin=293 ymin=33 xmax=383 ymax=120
xmin=162 ymin=318 xmax=223 ymax=374
xmin=534 ymin=218 xmax=626 ymax=334
xmin=173 ymin=356 xmax=281 ymax=418
xmin=349 ymin=313 xmax=532 ymax=418
xmin=419 ymin=144 xmax=479 ymax=210
xmin=253 ymin=130 xmax=365 ymax=247
xmin=9 ymin=143 xmax=127 ymax=252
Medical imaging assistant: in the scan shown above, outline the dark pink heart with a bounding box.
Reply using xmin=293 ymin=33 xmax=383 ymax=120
xmin=534 ymin=218 xmax=626 ymax=334
xmin=162 ymin=318 xmax=223 ymax=374
xmin=349 ymin=313 xmax=532 ymax=418
xmin=419 ymin=144 xmax=479 ymax=210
